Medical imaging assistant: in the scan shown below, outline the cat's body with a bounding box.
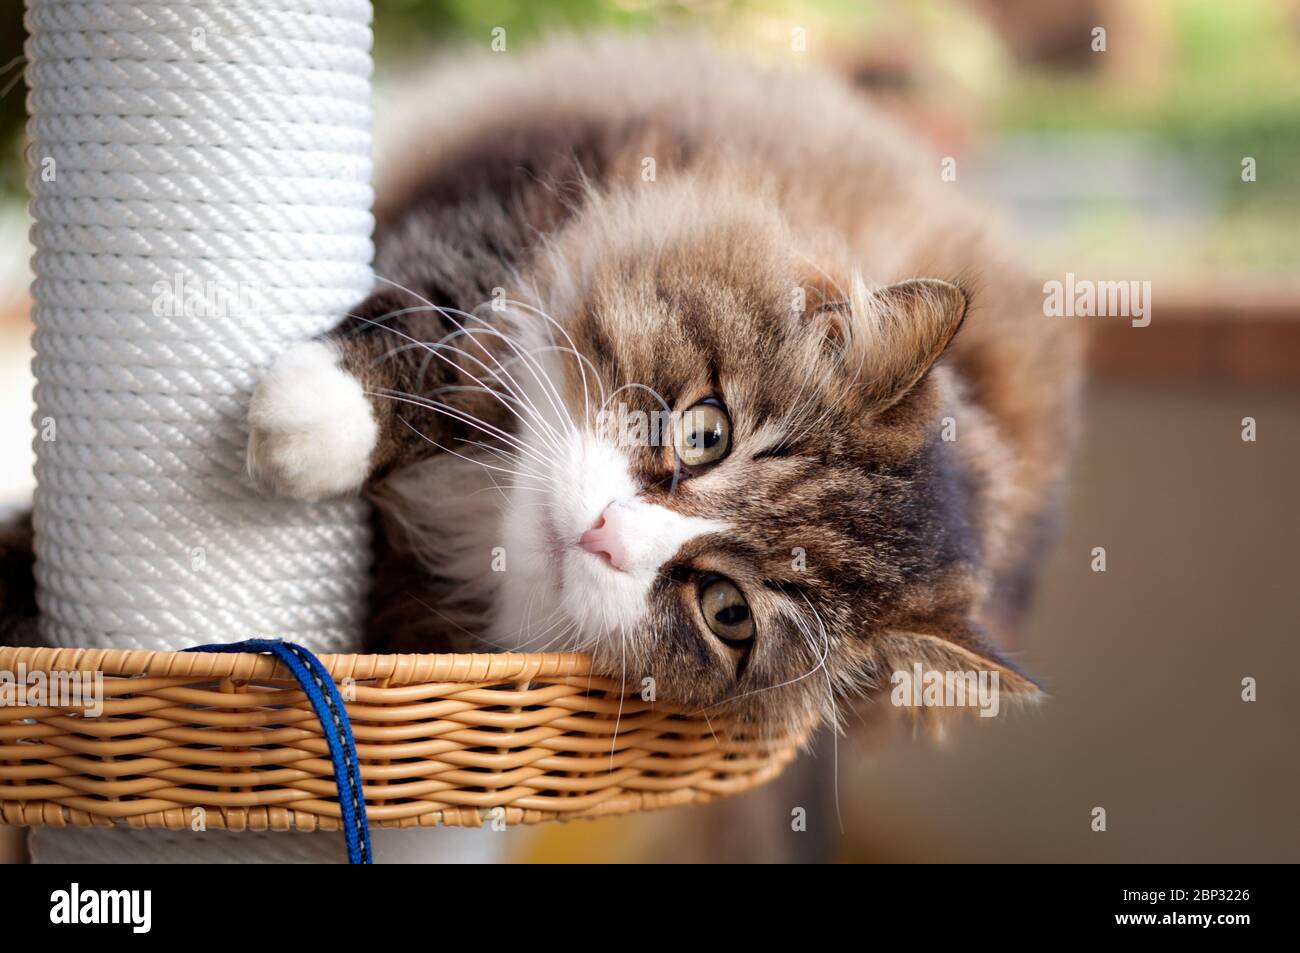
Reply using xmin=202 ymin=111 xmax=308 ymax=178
xmin=6 ymin=36 xmax=1083 ymax=740
xmin=248 ymin=35 xmax=1083 ymax=734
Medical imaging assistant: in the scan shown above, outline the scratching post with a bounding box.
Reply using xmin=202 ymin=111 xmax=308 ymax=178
xmin=1 ymin=6 xmax=806 ymax=863
xmin=25 ymin=0 xmax=374 ymax=861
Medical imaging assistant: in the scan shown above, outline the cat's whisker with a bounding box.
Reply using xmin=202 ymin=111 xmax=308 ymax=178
xmin=819 ymin=641 xmax=847 ymax=836
xmin=455 ymin=309 xmax=578 ymax=442
xmin=371 ymin=273 xmax=441 ymax=313
xmin=419 ymin=311 xmax=573 ymax=448
xmin=343 ymin=303 xmax=526 ymax=408
xmin=385 ymin=415 xmax=542 ymax=504
xmin=494 ymin=346 xmax=581 ymax=446
xmin=505 ymin=297 xmax=607 ymax=428
xmin=381 ymin=291 xmax=575 ymax=451
xmin=506 ymin=606 xmax=574 ymax=654
xmin=526 ymin=284 xmax=591 ymax=439
xmin=352 ymin=303 xmax=445 ymax=328
xmin=459 ymin=461 xmax=549 ymax=489
xmin=469 ymin=483 xmax=556 ymax=500
xmin=474 ymin=451 xmax=554 ymax=491
xmin=348 ymin=314 xmax=532 ymax=420
xmin=379 ymin=400 xmax=548 ymax=483
xmin=389 ymin=420 xmax=535 ymax=502
xmin=488 ymin=578 xmax=575 ymax=653
xmin=513 ymin=286 xmax=586 ymax=438
xmin=528 ymin=620 xmax=582 ymax=656
xmin=376 ymin=332 xmax=522 ymax=401
xmin=791 ymin=600 xmax=847 ymax=832
xmin=403 ymin=591 xmax=486 ymax=647
xmin=361 ymin=325 xmax=565 ymax=458
xmin=515 ymin=572 xmax=549 ymax=651
xmin=469 ymin=470 xmax=562 ymax=499
xmin=428 ymin=381 xmax=565 ymax=456
xmin=506 ymin=616 xmax=562 ymax=653
xmin=459 ymin=442 xmax=570 ymax=498
xmin=400 ymin=320 xmax=529 ymax=406
xmin=372 ymin=318 xmax=498 ymax=411
xmin=373 ymin=390 xmax=553 ymax=471
xmin=364 ymin=275 xmax=571 ymax=454
xmin=517 ymin=343 xmax=603 ymax=434
xmin=610 ymin=615 xmax=630 ymax=772
xmin=493 ymin=499 xmax=568 ymax=521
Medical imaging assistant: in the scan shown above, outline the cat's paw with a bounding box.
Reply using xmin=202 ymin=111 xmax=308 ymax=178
xmin=247 ymin=341 xmax=378 ymax=501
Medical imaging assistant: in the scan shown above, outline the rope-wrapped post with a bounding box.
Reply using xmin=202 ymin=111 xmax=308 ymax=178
xmin=25 ymin=0 xmax=375 ymax=862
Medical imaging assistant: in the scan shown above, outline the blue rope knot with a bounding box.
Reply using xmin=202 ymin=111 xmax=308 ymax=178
xmin=184 ymin=638 xmax=373 ymax=864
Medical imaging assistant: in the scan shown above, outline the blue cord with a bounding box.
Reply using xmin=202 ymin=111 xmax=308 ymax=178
xmin=183 ymin=639 xmax=373 ymax=864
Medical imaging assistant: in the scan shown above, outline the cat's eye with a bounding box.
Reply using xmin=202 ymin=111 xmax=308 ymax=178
xmin=674 ymin=399 xmax=731 ymax=469
xmin=698 ymin=574 xmax=754 ymax=643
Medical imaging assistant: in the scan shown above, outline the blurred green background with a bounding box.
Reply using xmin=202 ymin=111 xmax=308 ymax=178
xmin=2 ymin=0 xmax=1298 ymax=280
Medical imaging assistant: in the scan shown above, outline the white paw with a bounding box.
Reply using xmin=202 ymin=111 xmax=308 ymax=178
xmin=247 ymin=341 xmax=378 ymax=501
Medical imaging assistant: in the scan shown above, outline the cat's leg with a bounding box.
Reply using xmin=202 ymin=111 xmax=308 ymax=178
xmin=246 ymin=335 xmax=376 ymax=501
xmin=248 ymin=286 xmax=498 ymax=500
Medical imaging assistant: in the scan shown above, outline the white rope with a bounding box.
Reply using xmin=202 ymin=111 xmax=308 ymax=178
xmin=26 ymin=0 xmax=375 ymax=862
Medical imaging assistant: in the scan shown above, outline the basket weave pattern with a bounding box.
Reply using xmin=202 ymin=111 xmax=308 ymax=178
xmin=0 ymin=647 xmax=806 ymax=831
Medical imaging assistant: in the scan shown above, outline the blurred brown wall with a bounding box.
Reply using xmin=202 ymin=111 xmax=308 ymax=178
xmin=836 ymin=376 xmax=1300 ymax=862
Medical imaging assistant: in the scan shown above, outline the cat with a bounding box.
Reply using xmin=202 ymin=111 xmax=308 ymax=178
xmin=245 ymin=34 xmax=1084 ymax=737
xmin=6 ymin=35 xmax=1084 ymax=741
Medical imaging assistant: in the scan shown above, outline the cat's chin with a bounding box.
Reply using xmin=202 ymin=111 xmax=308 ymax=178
xmin=485 ymin=494 xmax=654 ymax=656
xmin=556 ymin=545 xmax=654 ymax=647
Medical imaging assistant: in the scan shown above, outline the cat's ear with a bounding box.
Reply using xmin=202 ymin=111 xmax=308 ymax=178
xmin=813 ymin=278 xmax=968 ymax=411
xmin=869 ymin=628 xmax=1044 ymax=723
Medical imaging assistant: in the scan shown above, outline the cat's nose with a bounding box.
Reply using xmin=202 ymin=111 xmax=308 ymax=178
xmin=578 ymin=506 xmax=629 ymax=571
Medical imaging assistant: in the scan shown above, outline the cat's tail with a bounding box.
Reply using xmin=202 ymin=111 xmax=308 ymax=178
xmin=0 ymin=508 xmax=39 ymax=646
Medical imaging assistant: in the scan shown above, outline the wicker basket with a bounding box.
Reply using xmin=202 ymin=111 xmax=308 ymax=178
xmin=0 ymin=646 xmax=807 ymax=832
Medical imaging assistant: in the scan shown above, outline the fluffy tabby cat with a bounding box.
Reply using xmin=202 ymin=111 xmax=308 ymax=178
xmin=246 ymin=35 xmax=1084 ymax=735
xmin=11 ymin=36 xmax=1085 ymax=739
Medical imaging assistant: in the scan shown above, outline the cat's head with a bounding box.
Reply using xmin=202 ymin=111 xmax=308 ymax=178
xmin=492 ymin=189 xmax=1041 ymax=735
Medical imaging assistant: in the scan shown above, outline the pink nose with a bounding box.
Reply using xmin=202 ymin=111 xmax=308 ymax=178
xmin=578 ymin=506 xmax=629 ymax=571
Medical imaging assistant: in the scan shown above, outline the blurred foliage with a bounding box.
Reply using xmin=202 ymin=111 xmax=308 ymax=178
xmin=0 ymin=0 xmax=786 ymax=199
xmin=994 ymin=0 xmax=1300 ymax=207
xmin=368 ymin=0 xmax=880 ymax=53
xmin=0 ymin=0 xmax=1297 ymax=271
xmin=372 ymin=0 xmax=659 ymax=51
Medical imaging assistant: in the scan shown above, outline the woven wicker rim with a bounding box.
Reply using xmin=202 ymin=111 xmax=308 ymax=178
xmin=0 ymin=646 xmax=808 ymax=832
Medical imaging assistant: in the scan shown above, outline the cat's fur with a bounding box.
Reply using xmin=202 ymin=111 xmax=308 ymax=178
xmin=6 ymin=36 xmax=1084 ymax=740
xmin=250 ymin=35 xmax=1084 ymax=736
